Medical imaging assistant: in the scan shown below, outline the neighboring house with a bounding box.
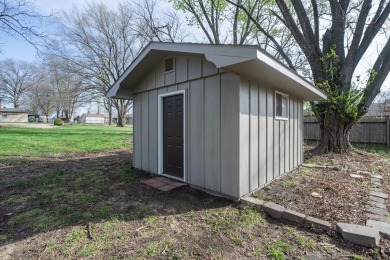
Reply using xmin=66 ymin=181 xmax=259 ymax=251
xmin=124 ymin=114 xmax=133 ymax=125
xmin=108 ymin=42 xmax=326 ymax=200
xmin=104 ymin=113 xmax=133 ymax=125
xmin=366 ymin=101 xmax=390 ymax=117
xmin=80 ymin=113 xmax=105 ymax=124
xmin=0 ymin=107 xmax=28 ymax=123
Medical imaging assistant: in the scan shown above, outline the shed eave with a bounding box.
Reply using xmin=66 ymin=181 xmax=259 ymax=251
xmin=223 ymin=54 xmax=326 ymax=101
xmin=107 ymin=42 xmax=326 ymax=101
xmin=256 ymin=50 xmax=326 ymax=101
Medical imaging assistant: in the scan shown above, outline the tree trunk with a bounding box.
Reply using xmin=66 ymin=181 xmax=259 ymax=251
xmin=108 ymin=100 xmax=112 ymax=126
xmin=311 ymin=110 xmax=355 ymax=154
xmin=117 ymin=107 xmax=126 ymax=127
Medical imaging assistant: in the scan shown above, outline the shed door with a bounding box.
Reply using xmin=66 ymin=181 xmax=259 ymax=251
xmin=163 ymin=94 xmax=184 ymax=179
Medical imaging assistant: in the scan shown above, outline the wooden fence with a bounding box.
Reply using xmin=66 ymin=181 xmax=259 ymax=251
xmin=304 ymin=117 xmax=390 ymax=146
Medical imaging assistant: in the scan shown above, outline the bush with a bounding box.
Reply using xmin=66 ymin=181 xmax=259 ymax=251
xmin=54 ymin=118 xmax=64 ymax=126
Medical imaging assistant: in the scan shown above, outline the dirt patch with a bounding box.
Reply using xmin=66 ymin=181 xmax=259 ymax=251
xmin=1 ymin=149 xmax=389 ymax=259
xmin=254 ymin=147 xmax=390 ymax=226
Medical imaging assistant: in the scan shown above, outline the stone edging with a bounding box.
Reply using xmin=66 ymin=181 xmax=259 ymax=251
xmin=240 ymin=173 xmax=389 ymax=248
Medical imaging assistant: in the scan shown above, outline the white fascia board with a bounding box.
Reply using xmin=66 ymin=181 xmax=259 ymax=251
xmin=256 ymin=50 xmax=327 ymax=100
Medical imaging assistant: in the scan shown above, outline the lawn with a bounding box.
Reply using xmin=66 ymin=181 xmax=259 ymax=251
xmin=0 ymin=126 xmax=388 ymax=259
xmin=0 ymin=125 xmax=132 ymax=157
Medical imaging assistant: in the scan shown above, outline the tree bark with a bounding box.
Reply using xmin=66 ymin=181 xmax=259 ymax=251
xmin=117 ymin=106 xmax=126 ymax=127
xmin=108 ymin=99 xmax=112 ymax=125
xmin=311 ymin=110 xmax=355 ymax=154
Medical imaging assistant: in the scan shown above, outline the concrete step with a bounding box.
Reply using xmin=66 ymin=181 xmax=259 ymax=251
xmin=366 ymin=213 xmax=388 ymax=222
xmin=240 ymin=197 xmax=264 ymax=207
xmin=370 ymin=191 xmax=388 ymax=199
xmin=263 ymin=202 xmax=285 ymax=219
xmin=366 ymin=220 xmax=390 ymax=239
xmin=367 ymin=201 xmax=387 ymax=210
xmin=304 ymin=216 xmax=332 ymax=231
xmin=369 ymin=196 xmax=386 ymax=204
xmin=365 ymin=207 xmax=388 ymax=217
xmin=371 ymin=174 xmax=383 ymax=180
xmin=337 ymin=223 xmax=380 ymax=248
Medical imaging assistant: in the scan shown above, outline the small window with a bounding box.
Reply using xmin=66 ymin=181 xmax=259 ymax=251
xmin=275 ymin=91 xmax=288 ymax=120
xmin=1 ymin=112 xmax=7 ymax=117
xmin=165 ymin=57 xmax=174 ymax=72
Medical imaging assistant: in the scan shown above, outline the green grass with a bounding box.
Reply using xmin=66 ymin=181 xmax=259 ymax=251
xmin=284 ymin=226 xmax=316 ymax=250
xmin=135 ymin=237 xmax=175 ymax=257
xmin=267 ymin=240 xmax=291 ymax=260
xmin=0 ymin=194 xmax=30 ymax=206
xmin=9 ymin=209 xmax=43 ymax=226
xmin=0 ymin=125 xmax=132 ymax=157
xmin=4 ymin=161 xmax=139 ymax=235
xmin=353 ymin=143 xmax=390 ymax=157
xmin=281 ymin=177 xmax=298 ymax=188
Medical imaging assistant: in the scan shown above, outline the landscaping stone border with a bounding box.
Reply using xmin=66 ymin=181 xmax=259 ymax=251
xmin=240 ymin=173 xmax=389 ymax=248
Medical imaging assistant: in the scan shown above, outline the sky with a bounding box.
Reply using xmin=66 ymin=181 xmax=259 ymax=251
xmin=1 ymin=0 xmax=125 ymax=61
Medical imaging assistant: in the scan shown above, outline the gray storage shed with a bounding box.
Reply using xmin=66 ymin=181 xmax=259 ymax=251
xmin=108 ymin=42 xmax=326 ymax=200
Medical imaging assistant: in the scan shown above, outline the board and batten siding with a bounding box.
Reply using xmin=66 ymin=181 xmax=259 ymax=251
xmin=238 ymin=77 xmax=304 ymax=197
xmin=132 ymin=54 xmax=241 ymax=198
xmin=132 ymin=54 xmax=304 ymax=198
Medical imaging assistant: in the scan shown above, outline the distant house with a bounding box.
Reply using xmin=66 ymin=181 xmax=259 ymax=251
xmin=0 ymin=107 xmax=28 ymax=123
xmin=103 ymin=113 xmax=133 ymax=125
xmin=366 ymin=102 xmax=390 ymax=117
xmin=80 ymin=113 xmax=105 ymax=124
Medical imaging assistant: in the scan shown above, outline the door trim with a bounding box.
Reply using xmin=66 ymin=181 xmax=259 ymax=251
xmin=157 ymin=90 xmax=186 ymax=182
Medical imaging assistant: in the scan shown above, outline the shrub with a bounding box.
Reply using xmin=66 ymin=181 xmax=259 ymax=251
xmin=54 ymin=118 xmax=64 ymax=126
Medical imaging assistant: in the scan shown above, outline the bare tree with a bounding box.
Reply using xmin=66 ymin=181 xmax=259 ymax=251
xmin=48 ymin=59 xmax=85 ymax=122
xmin=134 ymin=0 xmax=188 ymax=43
xmin=0 ymin=58 xmax=39 ymax=108
xmin=0 ymin=0 xmax=48 ymax=51
xmin=44 ymin=3 xmax=146 ymax=126
xmin=29 ymin=83 xmax=55 ymax=122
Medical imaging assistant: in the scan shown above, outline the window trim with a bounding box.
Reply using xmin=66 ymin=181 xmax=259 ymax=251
xmin=274 ymin=90 xmax=289 ymax=121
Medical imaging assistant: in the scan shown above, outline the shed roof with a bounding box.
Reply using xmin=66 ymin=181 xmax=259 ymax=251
xmin=108 ymin=42 xmax=326 ymax=101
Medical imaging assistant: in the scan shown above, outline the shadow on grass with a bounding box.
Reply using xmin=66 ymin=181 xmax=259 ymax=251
xmin=0 ymin=150 xmax=232 ymax=247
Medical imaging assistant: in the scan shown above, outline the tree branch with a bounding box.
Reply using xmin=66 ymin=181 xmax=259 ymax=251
xmin=340 ymin=0 xmax=372 ymax=91
xmin=353 ymin=1 xmax=390 ymax=70
xmin=275 ymin=0 xmax=323 ymax=78
xmin=226 ymin=0 xmax=296 ymax=70
xmin=310 ymin=0 xmax=320 ymax=46
xmin=360 ymin=38 xmax=390 ymax=114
